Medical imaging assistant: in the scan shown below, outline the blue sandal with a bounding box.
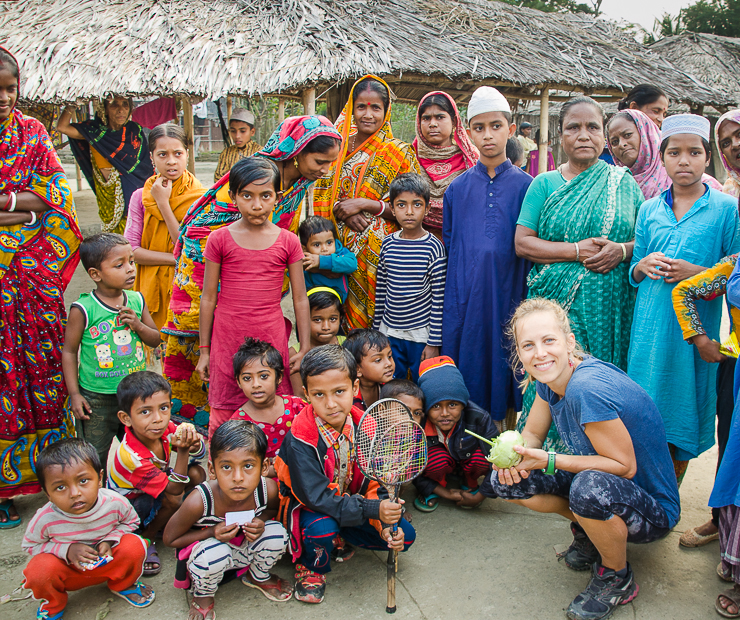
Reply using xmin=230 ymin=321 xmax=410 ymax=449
xmin=0 ymin=499 xmax=21 ymax=529
xmin=37 ymin=608 xmax=64 ymax=620
xmin=413 ymin=493 xmax=439 ymax=512
xmin=110 ymin=582 xmax=155 ymax=608
xmin=459 ymin=486 xmax=482 ymax=510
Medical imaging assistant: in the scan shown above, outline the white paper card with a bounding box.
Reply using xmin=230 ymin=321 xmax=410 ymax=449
xmin=225 ymin=510 xmax=255 ymax=526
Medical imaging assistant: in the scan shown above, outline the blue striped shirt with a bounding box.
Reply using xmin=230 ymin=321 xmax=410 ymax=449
xmin=373 ymin=231 xmax=447 ymax=346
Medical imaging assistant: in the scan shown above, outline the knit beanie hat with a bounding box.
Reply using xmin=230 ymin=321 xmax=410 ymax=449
xmin=417 ymin=356 xmax=470 ymax=410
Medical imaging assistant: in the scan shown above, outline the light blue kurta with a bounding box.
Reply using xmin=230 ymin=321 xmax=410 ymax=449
xmin=628 ymin=186 xmax=740 ymax=460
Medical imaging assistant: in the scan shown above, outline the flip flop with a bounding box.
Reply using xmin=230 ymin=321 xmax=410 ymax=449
xmin=413 ymin=493 xmax=439 ymax=512
xmin=680 ymin=526 xmax=719 ymax=548
xmin=241 ymin=574 xmax=293 ymax=602
xmin=189 ymin=599 xmax=215 ymax=620
xmin=110 ymin=582 xmax=155 ymax=608
xmin=143 ymin=543 xmax=161 ymax=576
xmin=719 ymin=562 xmax=734 ymax=582
xmin=36 ymin=608 xmax=64 ymax=620
xmin=716 ymin=586 xmax=740 ymax=618
xmin=0 ymin=500 xmax=21 ymax=529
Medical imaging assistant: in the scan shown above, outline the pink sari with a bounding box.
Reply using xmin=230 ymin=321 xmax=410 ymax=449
xmin=716 ymin=109 xmax=740 ymax=198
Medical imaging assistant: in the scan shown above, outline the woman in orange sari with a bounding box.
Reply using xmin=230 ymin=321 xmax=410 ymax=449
xmin=124 ymin=124 xmax=205 ymax=331
xmin=313 ymin=75 xmax=420 ymax=330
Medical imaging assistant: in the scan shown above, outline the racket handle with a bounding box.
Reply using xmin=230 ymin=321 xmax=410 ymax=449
xmin=464 ymin=429 xmax=496 ymax=447
xmin=386 ymin=548 xmax=396 ymax=613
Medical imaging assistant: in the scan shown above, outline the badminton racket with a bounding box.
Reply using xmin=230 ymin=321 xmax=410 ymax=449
xmin=355 ymin=398 xmax=427 ymax=614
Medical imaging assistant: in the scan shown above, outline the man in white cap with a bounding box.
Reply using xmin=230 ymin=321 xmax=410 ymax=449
xmin=214 ymin=107 xmax=262 ymax=182
xmin=441 ymin=86 xmax=534 ymax=439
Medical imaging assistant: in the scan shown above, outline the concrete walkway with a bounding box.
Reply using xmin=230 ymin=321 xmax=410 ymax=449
xmin=0 ymin=168 xmax=729 ymax=619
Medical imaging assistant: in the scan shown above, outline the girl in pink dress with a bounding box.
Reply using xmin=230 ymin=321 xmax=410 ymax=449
xmin=196 ymin=159 xmax=310 ymax=437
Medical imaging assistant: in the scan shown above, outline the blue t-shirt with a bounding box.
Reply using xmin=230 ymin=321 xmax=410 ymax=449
xmin=536 ymin=356 xmax=681 ymax=528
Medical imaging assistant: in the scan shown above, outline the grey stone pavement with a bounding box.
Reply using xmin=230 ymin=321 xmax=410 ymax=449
xmin=0 ymin=161 xmax=726 ymax=619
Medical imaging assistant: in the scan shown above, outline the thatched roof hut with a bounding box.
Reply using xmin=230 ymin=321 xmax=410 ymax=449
xmin=2 ymin=0 xmax=728 ymax=108
xmin=649 ymin=32 xmax=740 ymax=109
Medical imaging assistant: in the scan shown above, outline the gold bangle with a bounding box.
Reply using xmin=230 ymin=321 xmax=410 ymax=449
xmin=619 ymin=243 xmax=627 ymax=262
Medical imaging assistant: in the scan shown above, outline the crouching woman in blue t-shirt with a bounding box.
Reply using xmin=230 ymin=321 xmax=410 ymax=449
xmin=487 ymin=298 xmax=680 ymax=620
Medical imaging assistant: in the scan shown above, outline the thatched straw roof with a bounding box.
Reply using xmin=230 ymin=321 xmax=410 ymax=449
xmin=2 ymin=0 xmax=728 ymax=106
xmin=649 ymin=32 xmax=740 ymax=108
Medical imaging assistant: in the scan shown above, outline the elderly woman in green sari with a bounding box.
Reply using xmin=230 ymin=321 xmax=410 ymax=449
xmin=514 ymin=97 xmax=645 ymax=450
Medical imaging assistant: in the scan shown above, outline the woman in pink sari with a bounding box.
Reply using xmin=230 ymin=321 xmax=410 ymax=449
xmin=413 ymin=92 xmax=478 ymax=239
xmin=607 ymin=109 xmax=722 ymax=199
xmin=716 ymin=109 xmax=740 ymax=199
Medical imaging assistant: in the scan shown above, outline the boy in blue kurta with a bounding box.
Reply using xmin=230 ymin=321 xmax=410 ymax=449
xmin=442 ymin=87 xmax=532 ymax=426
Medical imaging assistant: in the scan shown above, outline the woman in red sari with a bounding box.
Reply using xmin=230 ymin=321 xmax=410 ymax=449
xmin=0 ymin=48 xmax=82 ymax=526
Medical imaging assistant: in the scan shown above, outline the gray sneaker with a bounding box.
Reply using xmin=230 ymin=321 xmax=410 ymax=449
xmin=566 ymin=562 xmax=639 ymax=620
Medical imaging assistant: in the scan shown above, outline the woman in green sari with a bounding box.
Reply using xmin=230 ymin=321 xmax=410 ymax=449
xmin=514 ymin=97 xmax=645 ymax=450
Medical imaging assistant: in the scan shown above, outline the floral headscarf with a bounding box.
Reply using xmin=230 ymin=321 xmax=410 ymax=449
xmin=715 ymin=109 xmax=740 ymax=198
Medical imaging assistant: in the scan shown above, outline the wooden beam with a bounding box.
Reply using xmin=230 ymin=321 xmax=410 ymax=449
xmin=226 ymin=96 xmax=233 ymax=123
xmin=278 ymin=98 xmax=285 ymax=123
xmin=181 ymin=96 xmax=196 ymax=175
xmin=539 ymin=87 xmax=550 ymax=175
xmin=302 ymin=88 xmax=316 ymax=115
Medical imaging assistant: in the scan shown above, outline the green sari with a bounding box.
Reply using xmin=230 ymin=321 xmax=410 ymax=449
xmin=517 ymin=160 xmax=644 ymax=452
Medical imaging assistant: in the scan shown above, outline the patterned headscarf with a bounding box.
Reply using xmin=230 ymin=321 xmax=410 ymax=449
xmin=413 ymin=91 xmax=479 ymax=229
xmin=608 ymin=109 xmax=723 ymax=199
xmin=715 ymin=109 xmax=740 ymax=198
xmin=256 ymin=115 xmax=341 ymax=230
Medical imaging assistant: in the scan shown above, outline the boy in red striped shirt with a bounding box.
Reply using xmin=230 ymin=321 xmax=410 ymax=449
xmin=22 ymin=438 xmax=154 ymax=619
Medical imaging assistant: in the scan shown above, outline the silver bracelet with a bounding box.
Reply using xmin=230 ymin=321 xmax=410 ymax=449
xmin=574 ymin=241 xmax=580 ymax=262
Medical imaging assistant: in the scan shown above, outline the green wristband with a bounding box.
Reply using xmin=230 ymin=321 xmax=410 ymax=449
xmin=542 ymin=451 xmax=557 ymax=476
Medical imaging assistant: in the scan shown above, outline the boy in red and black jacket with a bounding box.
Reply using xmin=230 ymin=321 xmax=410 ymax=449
xmin=275 ymin=345 xmax=415 ymax=604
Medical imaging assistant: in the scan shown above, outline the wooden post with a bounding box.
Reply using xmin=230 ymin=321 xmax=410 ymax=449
xmin=72 ymin=109 xmax=83 ymax=190
xmin=278 ymin=98 xmax=285 ymax=123
xmin=302 ymin=88 xmax=316 ymax=115
xmin=181 ymin=96 xmax=196 ymax=175
xmin=226 ymin=96 xmax=233 ymax=122
xmin=538 ymin=87 xmax=550 ymax=175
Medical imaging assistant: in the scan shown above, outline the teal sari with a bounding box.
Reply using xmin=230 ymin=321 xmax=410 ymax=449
xmin=517 ymin=160 xmax=644 ymax=452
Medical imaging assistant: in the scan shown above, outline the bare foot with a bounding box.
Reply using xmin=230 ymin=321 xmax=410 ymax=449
xmin=126 ymin=583 xmax=154 ymax=605
xmin=189 ymin=596 xmax=215 ymax=620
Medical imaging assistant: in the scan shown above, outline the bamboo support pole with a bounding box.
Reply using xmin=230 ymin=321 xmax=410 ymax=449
xmin=181 ymin=97 xmax=196 ymax=175
xmin=278 ymin=98 xmax=285 ymax=123
xmin=538 ymin=87 xmax=550 ymax=175
xmin=226 ymin=96 xmax=233 ymax=122
xmin=302 ymin=88 xmax=316 ymax=115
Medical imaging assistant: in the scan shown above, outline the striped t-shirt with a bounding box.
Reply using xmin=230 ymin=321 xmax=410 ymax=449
xmin=22 ymin=488 xmax=140 ymax=560
xmin=372 ymin=231 xmax=447 ymax=346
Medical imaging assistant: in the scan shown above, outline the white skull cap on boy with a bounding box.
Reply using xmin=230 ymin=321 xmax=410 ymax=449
xmin=467 ymin=86 xmax=511 ymax=122
xmin=661 ymin=113 xmax=711 ymax=142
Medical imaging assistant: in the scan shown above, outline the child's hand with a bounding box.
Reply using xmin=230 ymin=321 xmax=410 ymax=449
xmin=381 ymin=527 xmax=405 ymax=552
xmin=420 ymin=345 xmax=439 ymax=363
xmin=69 ymin=393 xmax=92 ymax=421
xmin=150 ymin=177 xmax=173 ymax=206
xmin=692 ymin=334 xmax=728 ymax=364
xmin=170 ymin=423 xmax=200 ymax=452
xmin=635 ymin=251 xmax=671 ymax=281
xmin=195 ymin=350 xmax=210 ymax=382
xmin=438 ymin=487 xmax=463 ymax=503
xmin=456 ymin=491 xmax=485 ymax=508
xmin=96 ymin=541 xmax=112 ymax=557
xmin=214 ymin=522 xmax=240 ymax=543
xmin=302 ymin=253 xmax=321 ymax=271
xmin=67 ymin=543 xmax=99 ymax=570
xmin=288 ymin=348 xmax=305 ymax=373
xmin=117 ymin=305 xmax=142 ymax=329
xmin=662 ymin=258 xmax=704 ymax=283
xmin=266 ymin=457 xmax=277 ymax=479
xmin=379 ymin=498 xmax=404 ymax=525
xmin=243 ymin=517 xmax=265 ymax=543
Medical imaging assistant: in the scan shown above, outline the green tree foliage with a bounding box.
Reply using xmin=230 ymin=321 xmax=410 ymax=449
xmin=681 ymin=0 xmax=740 ymax=37
xmin=499 ymin=0 xmax=603 ymax=15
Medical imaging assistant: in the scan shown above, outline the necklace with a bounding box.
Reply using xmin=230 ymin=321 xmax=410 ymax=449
xmin=350 ymin=134 xmax=357 ymax=153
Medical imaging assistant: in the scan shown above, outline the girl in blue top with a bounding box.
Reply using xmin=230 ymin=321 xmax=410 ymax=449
xmin=628 ymin=114 xmax=740 ymax=483
xmin=489 ymin=298 xmax=680 ymax=620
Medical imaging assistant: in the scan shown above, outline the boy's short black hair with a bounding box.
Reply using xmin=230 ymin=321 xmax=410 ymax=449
xmin=299 ymin=216 xmax=336 ymax=246
xmin=389 ymin=173 xmax=430 ymax=206
xmin=117 ymin=371 xmax=172 ymax=414
xmin=37 ymin=438 xmax=101 ymax=492
xmin=506 ymin=137 xmax=524 ymax=165
xmin=232 ymin=337 xmax=284 ymax=382
xmin=79 ymin=233 xmax=131 ymax=272
xmin=210 ymin=419 xmax=268 ymax=463
xmin=300 ymin=344 xmax=357 ymax=388
xmin=343 ymin=329 xmax=391 ymax=365
xmin=379 ymin=379 xmax=425 ymax=410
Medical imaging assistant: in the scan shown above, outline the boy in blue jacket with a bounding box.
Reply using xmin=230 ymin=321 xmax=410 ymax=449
xmin=413 ymin=356 xmax=499 ymax=512
xmin=300 ymin=216 xmax=358 ymax=302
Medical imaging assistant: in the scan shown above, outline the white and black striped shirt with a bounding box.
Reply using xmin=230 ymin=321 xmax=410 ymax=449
xmin=372 ymin=231 xmax=447 ymax=346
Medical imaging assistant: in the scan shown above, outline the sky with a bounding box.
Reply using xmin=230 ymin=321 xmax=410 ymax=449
xmin=598 ymin=0 xmax=693 ymax=33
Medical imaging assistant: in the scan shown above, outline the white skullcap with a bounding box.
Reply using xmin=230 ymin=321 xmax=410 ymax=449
xmin=230 ymin=108 xmax=255 ymax=126
xmin=467 ymin=86 xmax=511 ymax=121
xmin=661 ymin=114 xmax=710 ymax=142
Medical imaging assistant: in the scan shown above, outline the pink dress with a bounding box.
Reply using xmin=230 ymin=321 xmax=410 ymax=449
xmin=203 ymin=227 xmax=303 ymax=412
xmin=231 ymin=395 xmax=306 ymax=458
